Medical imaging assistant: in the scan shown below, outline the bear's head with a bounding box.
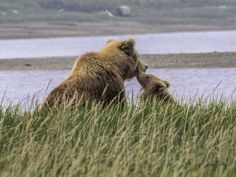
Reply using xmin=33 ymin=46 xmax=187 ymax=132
xmin=137 ymin=71 xmax=169 ymax=93
xmin=137 ymin=71 xmax=176 ymax=104
xmin=100 ymin=39 xmax=148 ymax=79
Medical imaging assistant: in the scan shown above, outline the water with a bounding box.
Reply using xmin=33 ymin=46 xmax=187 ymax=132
xmin=0 ymin=68 xmax=235 ymax=107
xmin=1 ymin=30 xmax=236 ymax=59
xmin=126 ymin=68 xmax=236 ymax=102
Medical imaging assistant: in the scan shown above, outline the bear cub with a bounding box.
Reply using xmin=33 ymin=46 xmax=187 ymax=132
xmin=137 ymin=71 xmax=176 ymax=103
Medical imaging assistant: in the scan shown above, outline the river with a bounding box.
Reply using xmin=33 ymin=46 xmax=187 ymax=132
xmin=0 ymin=31 xmax=235 ymax=106
xmin=0 ymin=68 xmax=235 ymax=106
xmin=1 ymin=30 xmax=236 ymax=59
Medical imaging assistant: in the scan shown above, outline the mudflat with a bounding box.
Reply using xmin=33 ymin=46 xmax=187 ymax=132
xmin=0 ymin=52 xmax=235 ymax=71
xmin=1 ymin=21 xmax=235 ymax=39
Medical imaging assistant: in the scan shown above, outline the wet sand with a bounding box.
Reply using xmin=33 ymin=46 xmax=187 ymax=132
xmin=0 ymin=52 xmax=235 ymax=71
xmin=1 ymin=21 xmax=234 ymax=39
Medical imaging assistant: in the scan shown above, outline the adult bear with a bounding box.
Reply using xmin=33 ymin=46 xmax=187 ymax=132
xmin=42 ymin=39 xmax=147 ymax=108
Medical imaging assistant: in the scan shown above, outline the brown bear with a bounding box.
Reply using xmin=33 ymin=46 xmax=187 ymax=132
xmin=42 ymin=39 xmax=147 ymax=108
xmin=137 ymin=71 xmax=176 ymax=103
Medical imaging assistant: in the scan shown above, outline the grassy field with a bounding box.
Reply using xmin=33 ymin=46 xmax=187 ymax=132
xmin=1 ymin=0 xmax=236 ymax=23
xmin=0 ymin=99 xmax=236 ymax=177
xmin=1 ymin=0 xmax=236 ymax=12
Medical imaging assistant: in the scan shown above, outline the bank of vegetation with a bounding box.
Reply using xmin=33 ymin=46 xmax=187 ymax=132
xmin=1 ymin=0 xmax=236 ymax=23
xmin=0 ymin=99 xmax=236 ymax=176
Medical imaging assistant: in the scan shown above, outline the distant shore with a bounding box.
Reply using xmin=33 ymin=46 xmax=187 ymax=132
xmin=0 ymin=52 xmax=235 ymax=71
xmin=1 ymin=21 xmax=236 ymax=40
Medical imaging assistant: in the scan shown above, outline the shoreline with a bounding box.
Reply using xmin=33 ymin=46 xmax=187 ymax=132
xmin=1 ymin=22 xmax=236 ymax=40
xmin=0 ymin=52 xmax=235 ymax=71
xmin=1 ymin=23 xmax=236 ymax=40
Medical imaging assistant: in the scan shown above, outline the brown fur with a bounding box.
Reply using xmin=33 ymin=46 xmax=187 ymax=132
xmin=137 ymin=71 xmax=176 ymax=103
xmin=42 ymin=39 xmax=147 ymax=108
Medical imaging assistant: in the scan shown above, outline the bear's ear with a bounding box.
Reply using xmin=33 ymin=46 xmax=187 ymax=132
xmin=153 ymin=82 xmax=166 ymax=92
xmin=120 ymin=39 xmax=135 ymax=56
xmin=163 ymin=80 xmax=170 ymax=88
xmin=106 ymin=39 xmax=114 ymax=44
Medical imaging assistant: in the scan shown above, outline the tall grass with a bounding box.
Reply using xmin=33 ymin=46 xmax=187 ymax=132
xmin=0 ymin=99 xmax=236 ymax=177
